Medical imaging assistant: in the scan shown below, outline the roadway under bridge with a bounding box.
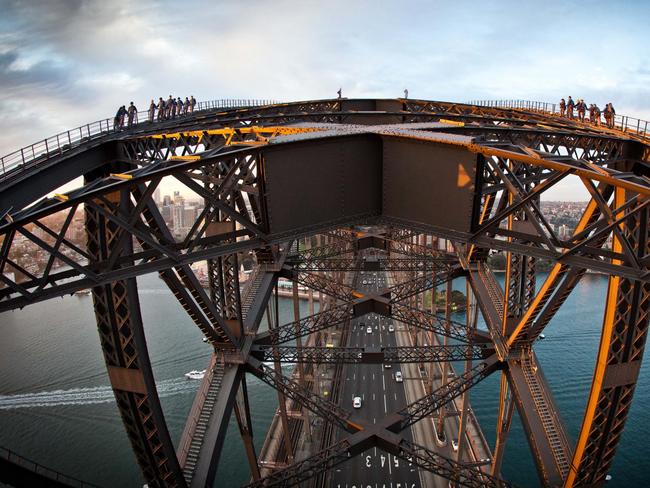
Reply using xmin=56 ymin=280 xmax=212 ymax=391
xmin=0 ymin=98 xmax=649 ymax=488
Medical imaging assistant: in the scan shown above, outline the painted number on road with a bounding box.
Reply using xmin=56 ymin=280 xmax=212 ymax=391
xmin=365 ymin=455 xmax=372 ymax=468
xmin=380 ymin=454 xmax=386 ymax=467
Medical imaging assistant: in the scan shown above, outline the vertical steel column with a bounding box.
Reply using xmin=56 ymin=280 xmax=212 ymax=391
xmin=419 ymin=234 xmax=428 ymax=364
xmin=428 ymin=236 xmax=437 ymax=394
xmin=503 ymin=175 xmax=536 ymax=341
xmin=233 ymin=377 xmax=261 ymax=481
xmin=268 ymin=288 xmax=295 ymax=464
xmin=491 ymin=373 xmax=514 ymax=477
xmin=85 ymin=186 xmax=185 ymax=488
xmin=307 ymin=237 xmax=315 ymax=317
xmin=437 ymin=278 xmax=453 ymax=437
xmin=455 ymin=280 xmax=475 ymax=463
xmin=293 ymin=279 xmax=312 ymax=441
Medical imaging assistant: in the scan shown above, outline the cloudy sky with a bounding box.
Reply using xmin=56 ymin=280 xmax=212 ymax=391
xmin=1 ymin=0 xmax=649 ymax=197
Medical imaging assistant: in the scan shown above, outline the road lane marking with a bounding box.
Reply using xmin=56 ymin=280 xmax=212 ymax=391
xmin=384 ymin=393 xmax=388 ymax=413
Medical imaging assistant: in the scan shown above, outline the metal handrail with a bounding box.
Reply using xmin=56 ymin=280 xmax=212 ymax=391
xmin=0 ymin=99 xmax=277 ymax=182
xmin=0 ymin=445 xmax=101 ymax=487
xmin=467 ymin=99 xmax=650 ymax=141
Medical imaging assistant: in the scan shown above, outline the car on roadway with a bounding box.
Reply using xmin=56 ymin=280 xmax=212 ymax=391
xmin=388 ymin=324 xmax=395 ymax=333
xmin=384 ymin=363 xmax=392 ymax=369
xmin=451 ymin=438 xmax=458 ymax=452
xmin=395 ymin=371 xmax=403 ymax=382
xmin=366 ymin=326 xmax=372 ymax=334
xmin=353 ymin=396 xmax=362 ymax=408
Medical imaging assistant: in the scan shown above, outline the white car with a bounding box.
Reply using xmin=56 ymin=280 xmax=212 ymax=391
xmin=388 ymin=324 xmax=395 ymax=333
xmin=395 ymin=371 xmax=403 ymax=382
xmin=451 ymin=439 xmax=458 ymax=452
xmin=384 ymin=363 xmax=392 ymax=369
xmin=353 ymin=396 xmax=362 ymax=409
xmin=366 ymin=326 xmax=372 ymax=334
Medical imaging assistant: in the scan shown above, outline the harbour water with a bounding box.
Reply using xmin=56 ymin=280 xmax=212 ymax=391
xmin=0 ymin=272 xmax=648 ymax=487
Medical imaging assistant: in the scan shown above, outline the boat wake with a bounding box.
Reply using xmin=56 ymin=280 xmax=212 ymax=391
xmin=0 ymin=378 xmax=197 ymax=410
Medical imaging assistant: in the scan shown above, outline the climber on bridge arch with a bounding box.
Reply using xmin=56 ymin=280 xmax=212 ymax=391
xmin=166 ymin=95 xmax=173 ymax=119
xmin=183 ymin=96 xmax=190 ymax=115
xmin=566 ymin=96 xmax=575 ymax=118
xmin=148 ymin=99 xmax=156 ymax=122
xmin=113 ymin=105 xmax=127 ymax=130
xmin=190 ymin=95 xmax=196 ymax=112
xmin=559 ymin=98 xmax=566 ymax=117
xmin=576 ymin=99 xmax=587 ymax=122
xmin=157 ymin=97 xmax=165 ymax=121
xmin=127 ymin=102 xmax=138 ymax=128
xmin=593 ymin=104 xmax=601 ymax=126
xmin=604 ymin=103 xmax=616 ymax=128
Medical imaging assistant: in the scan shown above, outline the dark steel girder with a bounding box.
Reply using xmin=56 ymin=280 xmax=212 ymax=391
xmin=245 ymin=425 xmax=514 ymax=488
xmin=250 ymin=344 xmax=492 ymax=364
xmin=2 ymin=130 xmax=650 ymax=316
xmin=282 ymin=268 xmax=359 ymax=303
xmin=254 ymin=302 xmax=354 ymax=345
xmin=288 ymin=256 xmax=453 ymax=272
xmin=390 ymin=302 xmax=476 ymax=343
xmin=388 ymin=265 xmax=465 ymax=303
xmin=84 ymin=182 xmax=186 ymax=488
xmin=391 ymin=354 xmax=501 ymax=432
xmin=245 ymin=358 xmax=362 ymax=434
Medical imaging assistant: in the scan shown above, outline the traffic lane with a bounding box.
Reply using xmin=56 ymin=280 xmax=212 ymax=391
xmin=364 ymin=315 xmax=419 ymax=483
xmin=394 ymin=323 xmax=481 ymax=469
xmin=334 ymin=315 xmax=419 ymax=486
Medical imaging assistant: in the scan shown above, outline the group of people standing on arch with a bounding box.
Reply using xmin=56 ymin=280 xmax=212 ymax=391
xmin=559 ymin=96 xmax=616 ymax=128
xmin=149 ymin=94 xmax=197 ymax=122
xmin=112 ymin=95 xmax=197 ymax=130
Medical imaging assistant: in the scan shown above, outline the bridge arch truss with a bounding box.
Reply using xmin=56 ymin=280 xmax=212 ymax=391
xmin=0 ymin=98 xmax=649 ymax=488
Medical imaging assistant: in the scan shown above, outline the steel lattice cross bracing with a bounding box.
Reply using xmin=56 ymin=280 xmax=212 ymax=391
xmin=0 ymin=98 xmax=649 ymax=488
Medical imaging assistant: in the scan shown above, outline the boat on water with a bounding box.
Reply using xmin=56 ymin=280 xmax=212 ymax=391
xmin=185 ymin=370 xmax=206 ymax=380
xmin=202 ymin=337 xmax=209 ymax=343
xmin=539 ymin=333 xmax=546 ymax=340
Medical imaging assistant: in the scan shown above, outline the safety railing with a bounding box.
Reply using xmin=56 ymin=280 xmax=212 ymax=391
xmin=195 ymin=99 xmax=276 ymax=111
xmin=0 ymin=446 xmax=101 ymax=487
xmin=0 ymin=99 xmax=277 ymax=184
xmin=467 ymin=99 xmax=650 ymax=141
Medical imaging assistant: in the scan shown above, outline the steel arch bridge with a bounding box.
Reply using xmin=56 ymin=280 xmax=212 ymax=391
xmin=0 ymin=98 xmax=649 ymax=488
